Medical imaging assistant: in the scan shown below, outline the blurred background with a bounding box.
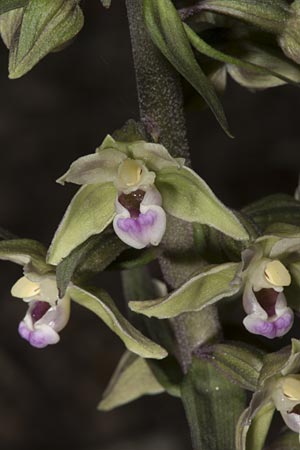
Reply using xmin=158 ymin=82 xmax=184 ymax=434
xmin=0 ymin=1 xmax=299 ymax=449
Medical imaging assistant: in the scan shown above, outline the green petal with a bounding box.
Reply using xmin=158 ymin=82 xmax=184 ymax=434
xmin=143 ymin=0 xmax=231 ymax=136
xmin=0 ymin=238 xmax=51 ymax=273
xmin=47 ymin=183 xmax=116 ymax=265
xmin=98 ymin=351 xmax=164 ymax=411
xmin=57 ymin=150 xmax=126 ymax=185
xmin=69 ymin=285 xmax=168 ymax=360
xmin=156 ymin=166 xmax=249 ymax=240
xmin=129 ymin=262 xmax=241 ymax=319
xmin=9 ymin=0 xmax=84 ymax=79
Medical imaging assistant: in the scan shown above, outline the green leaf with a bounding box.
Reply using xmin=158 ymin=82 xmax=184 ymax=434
xmin=8 ymin=0 xmax=84 ymax=79
xmin=236 ymin=394 xmax=275 ymax=450
xmin=243 ymin=194 xmax=300 ymax=231
xmin=202 ymin=342 xmax=264 ymax=392
xmin=0 ymin=9 xmax=23 ymax=48
xmin=98 ymin=351 xmax=164 ymax=411
xmin=129 ymin=262 xmax=241 ymax=319
xmin=0 ymin=238 xmax=51 ymax=273
xmin=69 ymin=285 xmax=168 ymax=360
xmin=279 ymin=0 xmax=300 ymax=64
xmin=143 ymin=0 xmax=231 ymax=136
xmin=111 ymin=246 xmax=161 ymax=270
xmin=156 ymin=166 xmax=249 ymax=240
xmin=0 ymin=0 xmax=27 ymax=15
xmin=198 ymin=0 xmax=289 ymax=34
xmin=184 ymin=24 xmax=300 ymax=88
xmin=181 ymin=358 xmax=246 ymax=450
xmin=266 ymin=431 xmax=300 ymax=450
xmin=47 ymin=183 xmax=116 ymax=266
xmin=56 ymin=231 xmax=127 ymax=298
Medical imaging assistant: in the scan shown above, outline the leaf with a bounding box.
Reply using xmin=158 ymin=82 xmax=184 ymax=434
xmin=8 ymin=0 xmax=84 ymax=79
xmin=98 ymin=351 xmax=164 ymax=411
xmin=69 ymin=285 xmax=168 ymax=360
xmin=201 ymin=342 xmax=264 ymax=392
xmin=243 ymin=194 xmax=300 ymax=231
xmin=156 ymin=166 xmax=249 ymax=240
xmin=111 ymin=246 xmax=161 ymax=270
xmin=0 ymin=0 xmax=27 ymax=15
xmin=181 ymin=358 xmax=246 ymax=450
xmin=129 ymin=262 xmax=241 ymax=319
xmin=0 ymin=239 xmax=51 ymax=273
xmin=266 ymin=431 xmax=300 ymax=450
xmin=47 ymin=183 xmax=117 ymax=265
xmin=143 ymin=0 xmax=231 ymax=136
xmin=56 ymin=231 xmax=127 ymax=298
xmin=184 ymin=24 xmax=300 ymax=88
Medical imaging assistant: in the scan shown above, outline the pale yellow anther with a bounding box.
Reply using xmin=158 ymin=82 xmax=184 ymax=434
xmin=264 ymin=260 xmax=291 ymax=287
xmin=11 ymin=276 xmax=40 ymax=299
xmin=282 ymin=376 xmax=300 ymax=401
xmin=118 ymin=159 xmax=143 ymax=187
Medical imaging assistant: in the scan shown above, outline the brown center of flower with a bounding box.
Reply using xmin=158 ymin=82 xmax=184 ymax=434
xmin=255 ymin=288 xmax=279 ymax=317
xmin=118 ymin=189 xmax=146 ymax=219
xmin=31 ymin=301 xmax=51 ymax=323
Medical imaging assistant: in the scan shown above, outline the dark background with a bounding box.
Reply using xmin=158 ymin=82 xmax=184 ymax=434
xmin=0 ymin=2 xmax=299 ymax=449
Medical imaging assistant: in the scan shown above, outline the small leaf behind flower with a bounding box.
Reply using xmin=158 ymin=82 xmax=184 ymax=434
xmin=69 ymin=285 xmax=168 ymax=360
xmin=143 ymin=0 xmax=231 ymax=136
xmin=200 ymin=342 xmax=264 ymax=392
xmin=9 ymin=0 xmax=84 ymax=79
xmin=56 ymin=231 xmax=127 ymax=297
xmin=156 ymin=166 xmax=249 ymax=241
xmin=98 ymin=351 xmax=164 ymax=411
xmin=130 ymin=262 xmax=241 ymax=319
xmin=47 ymin=183 xmax=116 ymax=265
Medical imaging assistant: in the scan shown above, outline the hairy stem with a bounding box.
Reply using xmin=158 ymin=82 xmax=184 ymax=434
xmin=125 ymin=0 xmax=220 ymax=372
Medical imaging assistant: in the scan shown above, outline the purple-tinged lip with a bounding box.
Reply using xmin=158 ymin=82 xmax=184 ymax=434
xmin=118 ymin=189 xmax=145 ymax=218
xmin=31 ymin=301 xmax=51 ymax=322
xmin=255 ymin=288 xmax=279 ymax=317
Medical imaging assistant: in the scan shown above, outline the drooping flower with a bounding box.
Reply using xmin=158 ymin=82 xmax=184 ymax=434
xmin=241 ymin=246 xmax=294 ymax=339
xmin=272 ymin=375 xmax=300 ymax=433
xmin=11 ymin=271 xmax=70 ymax=348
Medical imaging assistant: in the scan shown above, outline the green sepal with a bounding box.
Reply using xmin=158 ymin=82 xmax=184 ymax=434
xmin=98 ymin=351 xmax=164 ymax=411
xmin=8 ymin=0 xmax=84 ymax=79
xmin=47 ymin=183 xmax=116 ymax=265
xmin=0 ymin=239 xmax=52 ymax=274
xmin=69 ymin=285 xmax=168 ymax=360
xmin=236 ymin=392 xmax=275 ymax=450
xmin=242 ymin=194 xmax=300 ymax=231
xmin=0 ymin=9 xmax=23 ymax=48
xmin=56 ymin=230 xmax=127 ymax=298
xmin=0 ymin=0 xmax=27 ymax=15
xmin=181 ymin=357 xmax=246 ymax=450
xmin=143 ymin=0 xmax=231 ymax=136
xmin=201 ymin=342 xmax=264 ymax=392
xmin=279 ymin=0 xmax=300 ymax=64
xmin=267 ymin=431 xmax=300 ymax=450
xmin=184 ymin=24 xmax=300 ymax=88
xmin=129 ymin=262 xmax=241 ymax=319
xmin=156 ymin=166 xmax=249 ymax=240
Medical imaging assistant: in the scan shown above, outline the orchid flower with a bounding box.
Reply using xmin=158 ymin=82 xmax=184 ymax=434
xmin=11 ymin=271 xmax=70 ymax=348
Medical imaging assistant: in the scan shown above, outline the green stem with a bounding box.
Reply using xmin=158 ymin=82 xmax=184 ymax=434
xmin=125 ymin=0 xmax=220 ymax=373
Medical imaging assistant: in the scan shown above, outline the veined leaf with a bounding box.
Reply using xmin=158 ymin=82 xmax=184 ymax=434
xmin=143 ymin=0 xmax=231 ymax=136
xmin=69 ymin=285 xmax=168 ymax=360
xmin=9 ymin=0 xmax=84 ymax=79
